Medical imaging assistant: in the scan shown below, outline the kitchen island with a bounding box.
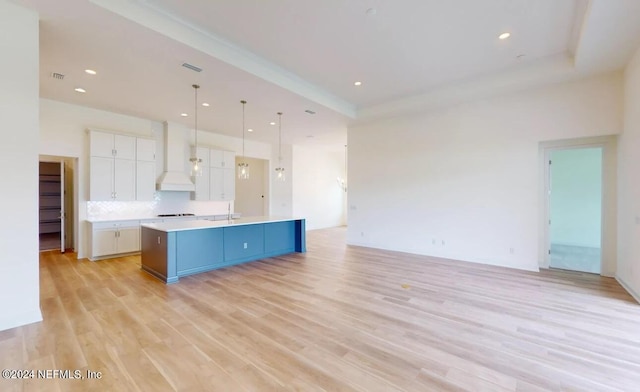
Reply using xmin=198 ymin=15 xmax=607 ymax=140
xmin=140 ymin=216 xmax=306 ymax=283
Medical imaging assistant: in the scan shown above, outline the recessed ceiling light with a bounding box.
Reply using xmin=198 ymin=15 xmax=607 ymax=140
xmin=84 ymin=69 xmax=97 ymax=75
xmin=366 ymin=8 xmax=377 ymax=16
xmin=247 ymin=128 xmax=254 ymax=132
xmin=305 ymin=109 xmax=316 ymax=115
xmin=354 ymin=81 xmax=362 ymax=86
xmin=74 ymin=87 xmax=86 ymax=93
xmin=499 ymin=32 xmax=511 ymax=40
xmin=180 ymin=113 xmax=188 ymax=117
xmin=202 ymin=102 xmax=210 ymax=107
xmin=270 ymin=122 xmax=276 ymax=126
xmin=306 ymin=135 xmax=314 ymax=138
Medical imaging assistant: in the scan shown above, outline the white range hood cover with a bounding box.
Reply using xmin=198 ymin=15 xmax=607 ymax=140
xmin=156 ymin=121 xmax=195 ymax=192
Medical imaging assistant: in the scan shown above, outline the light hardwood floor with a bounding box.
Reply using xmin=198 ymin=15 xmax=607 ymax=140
xmin=1 ymin=227 xmax=639 ymax=391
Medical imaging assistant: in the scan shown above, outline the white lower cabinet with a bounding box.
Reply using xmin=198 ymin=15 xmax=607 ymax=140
xmin=90 ymin=221 xmax=141 ymax=260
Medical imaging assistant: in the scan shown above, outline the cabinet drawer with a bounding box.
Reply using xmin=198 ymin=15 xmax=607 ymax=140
xmin=91 ymin=220 xmax=140 ymax=230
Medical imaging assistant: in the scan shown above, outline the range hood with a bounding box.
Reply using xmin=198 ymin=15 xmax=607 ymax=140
xmin=156 ymin=122 xmax=195 ymax=192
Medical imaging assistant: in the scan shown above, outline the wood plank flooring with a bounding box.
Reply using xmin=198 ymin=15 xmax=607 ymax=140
xmin=1 ymin=226 xmax=639 ymax=391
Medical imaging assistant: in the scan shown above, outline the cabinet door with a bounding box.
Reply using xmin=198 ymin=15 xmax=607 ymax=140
xmin=192 ymin=146 xmax=209 ymax=167
xmin=114 ymin=134 xmax=136 ymax=160
xmin=93 ymin=229 xmax=118 ymax=257
xmin=136 ymin=138 xmax=156 ymax=162
xmin=117 ymin=227 xmax=141 ymax=254
xmin=192 ymin=165 xmax=210 ymax=201
xmin=90 ymin=130 xmax=114 ymax=158
xmin=223 ymin=151 xmax=236 ymax=168
xmin=90 ymin=156 xmax=114 ymax=200
xmin=223 ymin=225 xmax=264 ymax=262
xmin=136 ymin=160 xmax=156 ymax=201
xmin=209 ymin=149 xmax=224 ymax=168
xmin=210 ymin=167 xmax=224 ymax=200
xmin=222 ymin=168 xmax=235 ymax=201
xmin=114 ymin=159 xmax=136 ymax=200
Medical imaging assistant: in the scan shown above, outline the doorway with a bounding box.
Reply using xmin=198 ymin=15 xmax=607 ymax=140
xmin=39 ymin=156 xmax=76 ymax=252
xmin=235 ymin=156 xmax=269 ymax=217
xmin=39 ymin=162 xmax=64 ymax=251
xmin=548 ymin=148 xmax=602 ymax=273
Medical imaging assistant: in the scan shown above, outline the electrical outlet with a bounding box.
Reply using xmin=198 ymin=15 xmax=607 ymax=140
xmin=350 ymin=205 xmax=357 ymax=211
xmin=441 ymin=240 xmax=445 ymax=246
xmin=509 ymin=248 xmax=515 ymax=255
xmin=432 ymin=239 xmax=436 ymax=245
xmin=360 ymin=231 xmax=364 ymax=237
xmin=243 ymin=242 xmax=248 ymax=249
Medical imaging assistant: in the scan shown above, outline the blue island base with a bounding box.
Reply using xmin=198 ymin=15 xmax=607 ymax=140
xmin=141 ymin=219 xmax=306 ymax=284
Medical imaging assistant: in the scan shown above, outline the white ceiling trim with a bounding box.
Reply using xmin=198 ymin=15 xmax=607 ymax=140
xmin=572 ymin=0 xmax=640 ymax=73
xmin=356 ymin=54 xmax=584 ymax=123
xmin=89 ymin=0 xmax=357 ymax=119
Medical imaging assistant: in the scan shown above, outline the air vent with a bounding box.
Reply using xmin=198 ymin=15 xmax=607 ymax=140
xmin=305 ymin=109 xmax=316 ymax=115
xmin=182 ymin=63 xmax=202 ymax=72
xmin=51 ymin=72 xmax=65 ymax=80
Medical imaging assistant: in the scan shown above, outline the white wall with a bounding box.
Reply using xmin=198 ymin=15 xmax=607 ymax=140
xmin=617 ymin=46 xmax=640 ymax=301
xmin=292 ymin=145 xmax=346 ymax=230
xmin=348 ymin=72 xmax=623 ymax=272
xmin=0 ymin=1 xmax=42 ymax=331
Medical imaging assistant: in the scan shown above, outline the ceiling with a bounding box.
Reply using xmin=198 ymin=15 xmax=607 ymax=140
xmin=14 ymin=0 xmax=640 ymax=147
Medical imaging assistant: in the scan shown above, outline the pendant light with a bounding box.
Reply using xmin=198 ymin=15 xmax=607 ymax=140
xmin=189 ymin=84 xmax=203 ymax=177
xmin=237 ymin=100 xmax=250 ymax=180
xmin=275 ymin=112 xmax=286 ymax=182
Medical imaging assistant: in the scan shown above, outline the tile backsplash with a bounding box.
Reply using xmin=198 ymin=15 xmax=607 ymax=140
xmin=87 ymin=191 xmax=234 ymax=220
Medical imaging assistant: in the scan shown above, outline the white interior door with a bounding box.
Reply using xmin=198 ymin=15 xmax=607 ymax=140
xmin=235 ymin=157 xmax=266 ymax=216
xmin=59 ymin=161 xmax=65 ymax=253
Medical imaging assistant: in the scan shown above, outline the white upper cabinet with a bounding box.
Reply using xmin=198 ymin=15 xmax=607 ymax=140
xmin=192 ymin=146 xmax=236 ymax=201
xmin=90 ymin=131 xmax=115 ymax=158
xmin=90 ymin=156 xmax=115 ymax=201
xmin=136 ymin=138 xmax=156 ymax=162
xmin=89 ymin=130 xmax=156 ymax=201
xmin=114 ymin=135 xmax=136 ymax=160
xmin=136 ymin=160 xmax=156 ymax=201
xmin=90 ymin=130 xmax=135 ymax=159
xmin=210 ymin=149 xmax=236 ymax=169
xmin=136 ymin=137 xmax=156 ymax=201
xmin=113 ymin=159 xmax=136 ymax=201
xmin=211 ymin=167 xmax=235 ymax=201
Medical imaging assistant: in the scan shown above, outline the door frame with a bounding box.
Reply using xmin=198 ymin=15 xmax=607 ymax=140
xmin=538 ymin=136 xmax=617 ymax=276
xmin=39 ymin=155 xmax=78 ymax=253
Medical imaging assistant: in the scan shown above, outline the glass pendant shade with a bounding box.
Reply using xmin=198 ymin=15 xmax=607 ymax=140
xmin=238 ymin=100 xmax=250 ymax=180
xmin=190 ymin=157 xmax=203 ymax=177
xmin=275 ymin=112 xmax=286 ymax=182
xmin=190 ymin=84 xmax=202 ymax=177
xmin=237 ymin=162 xmax=250 ymax=179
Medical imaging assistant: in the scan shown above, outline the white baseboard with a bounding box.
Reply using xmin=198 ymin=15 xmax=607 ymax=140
xmin=0 ymin=309 xmax=42 ymax=332
xmin=616 ymin=276 xmax=640 ymax=304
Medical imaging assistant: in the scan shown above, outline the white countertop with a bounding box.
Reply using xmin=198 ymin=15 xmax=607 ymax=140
xmin=140 ymin=216 xmax=303 ymax=232
xmin=87 ymin=213 xmax=240 ymax=223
